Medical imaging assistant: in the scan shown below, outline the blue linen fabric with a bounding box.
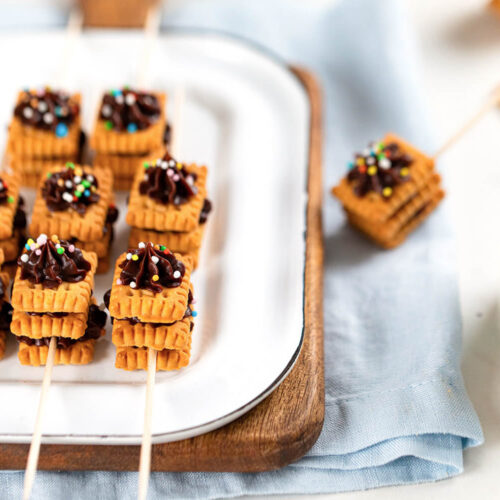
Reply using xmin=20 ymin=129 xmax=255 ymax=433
xmin=0 ymin=0 xmax=483 ymax=498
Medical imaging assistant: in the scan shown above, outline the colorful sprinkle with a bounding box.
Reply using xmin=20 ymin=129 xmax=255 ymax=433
xmin=127 ymin=123 xmax=138 ymax=133
xmin=105 ymin=121 xmax=113 ymax=131
xmin=68 ymin=244 xmax=75 ymax=253
xmin=20 ymin=254 xmax=29 ymax=263
xmin=132 ymin=254 xmax=139 ymax=261
xmin=35 ymin=249 xmax=42 ymax=256
xmin=400 ymin=167 xmax=409 ymax=177
xmin=382 ymin=187 xmax=393 ymax=197
xmin=57 ymin=247 xmax=65 ymax=255
xmin=151 ymin=256 xmax=159 ymax=264
xmin=116 ymin=279 xmax=122 ymax=285
xmin=367 ymin=166 xmax=377 ymax=176
xmin=173 ymin=270 xmax=181 ymax=279
xmin=143 ymin=162 xmax=150 ymax=169
xmin=66 ymin=162 xmax=75 ymax=169
xmin=129 ymin=281 xmax=137 ymax=289
xmin=84 ymin=189 xmax=90 ymax=197
xmin=55 ymin=123 xmax=68 ymax=138
xmin=192 ymin=311 xmax=198 ymax=317
xmin=126 ymin=253 xmax=132 ymax=260
xmin=152 ymin=274 xmax=159 ymax=282
xmin=159 ymin=245 xmax=166 ymax=251
xmin=7 ymin=196 xmax=14 ymax=203
xmin=138 ymin=242 xmax=146 ymax=249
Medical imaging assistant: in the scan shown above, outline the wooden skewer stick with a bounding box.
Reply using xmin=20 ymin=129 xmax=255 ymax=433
xmin=137 ymin=86 xmax=185 ymax=500
xmin=432 ymin=84 xmax=500 ymax=161
xmin=136 ymin=3 xmax=162 ymax=88
xmin=138 ymin=347 xmax=157 ymax=500
xmin=22 ymin=337 xmax=57 ymax=500
xmin=56 ymin=7 xmax=83 ymax=88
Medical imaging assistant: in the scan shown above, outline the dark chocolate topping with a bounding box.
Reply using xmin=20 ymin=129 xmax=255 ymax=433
xmin=14 ymin=88 xmax=79 ymax=136
xmin=0 ymin=177 xmax=15 ymax=206
xmin=13 ymin=197 xmax=26 ymax=229
xmin=0 ymin=302 xmax=13 ymax=331
xmin=346 ymin=141 xmax=413 ymax=199
xmin=18 ymin=236 xmax=91 ymax=289
xmin=106 ymin=204 xmax=119 ymax=224
xmin=100 ymin=88 xmax=160 ymax=132
xmin=17 ymin=304 xmax=106 ymax=349
xmin=42 ymin=163 xmax=99 ymax=215
xmin=103 ymin=289 xmax=111 ymax=310
xmin=139 ymin=152 xmax=198 ymax=205
xmin=118 ymin=242 xmax=185 ymax=293
xmin=163 ymin=123 xmax=171 ymax=145
xmin=199 ymin=198 xmax=212 ymax=224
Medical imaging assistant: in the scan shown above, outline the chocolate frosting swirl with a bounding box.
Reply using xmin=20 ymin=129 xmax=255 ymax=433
xmin=14 ymin=88 xmax=79 ymax=135
xmin=18 ymin=236 xmax=91 ymax=289
xmin=118 ymin=242 xmax=185 ymax=293
xmin=139 ymin=152 xmax=198 ymax=205
xmin=0 ymin=177 xmax=14 ymax=205
xmin=347 ymin=141 xmax=413 ymax=198
xmin=17 ymin=304 xmax=106 ymax=349
xmin=100 ymin=88 xmax=160 ymax=132
xmin=42 ymin=163 xmax=99 ymax=215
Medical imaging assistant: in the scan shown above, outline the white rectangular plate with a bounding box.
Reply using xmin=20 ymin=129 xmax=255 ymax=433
xmin=0 ymin=31 xmax=309 ymax=444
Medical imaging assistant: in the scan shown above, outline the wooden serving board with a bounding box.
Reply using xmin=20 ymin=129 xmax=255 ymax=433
xmin=0 ymin=66 xmax=324 ymax=472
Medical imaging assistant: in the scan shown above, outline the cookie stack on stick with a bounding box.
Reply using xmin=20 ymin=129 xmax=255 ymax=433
xmin=6 ymin=88 xmax=85 ymax=187
xmin=126 ymin=89 xmax=211 ymax=268
xmin=29 ymin=162 xmax=118 ymax=274
xmin=107 ymin=242 xmax=195 ymax=371
xmin=90 ymin=87 xmax=169 ymax=190
xmin=333 ymin=134 xmax=444 ymax=248
xmin=11 ymin=235 xmax=105 ymax=366
xmin=332 ymin=86 xmax=500 ymax=248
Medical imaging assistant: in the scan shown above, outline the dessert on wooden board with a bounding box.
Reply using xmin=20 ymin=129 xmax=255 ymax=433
xmin=126 ymin=151 xmax=212 ymax=268
xmin=10 ymin=235 xmax=106 ymax=365
xmin=91 ymin=87 xmax=169 ymax=190
xmin=6 ymin=88 xmax=85 ymax=187
xmin=105 ymin=242 xmax=195 ymax=371
xmin=332 ymin=133 xmax=445 ymax=248
xmin=29 ymin=162 xmax=118 ymax=274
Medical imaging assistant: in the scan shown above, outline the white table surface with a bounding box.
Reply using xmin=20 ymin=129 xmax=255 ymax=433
xmin=250 ymin=0 xmax=500 ymax=498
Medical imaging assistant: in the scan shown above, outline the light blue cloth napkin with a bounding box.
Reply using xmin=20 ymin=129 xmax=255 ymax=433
xmin=0 ymin=0 xmax=483 ymax=498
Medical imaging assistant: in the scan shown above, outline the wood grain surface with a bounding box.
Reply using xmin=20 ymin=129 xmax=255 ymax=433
xmin=0 ymin=66 xmax=324 ymax=472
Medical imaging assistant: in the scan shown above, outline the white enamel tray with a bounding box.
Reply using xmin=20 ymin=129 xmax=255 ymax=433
xmin=0 ymin=31 xmax=309 ymax=445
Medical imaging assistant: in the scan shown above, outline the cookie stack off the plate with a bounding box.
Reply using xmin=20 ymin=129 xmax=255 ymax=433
xmin=6 ymin=88 xmax=84 ymax=187
xmin=126 ymin=151 xmax=211 ymax=269
xmin=0 ymin=171 xmax=27 ymax=267
xmin=90 ymin=87 xmax=168 ymax=191
xmin=29 ymin=162 xmax=118 ymax=274
xmin=332 ymin=133 xmax=445 ymax=249
xmin=106 ymin=242 xmax=195 ymax=371
xmin=10 ymin=235 xmax=106 ymax=365
xmin=0 ymin=250 xmax=12 ymax=360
